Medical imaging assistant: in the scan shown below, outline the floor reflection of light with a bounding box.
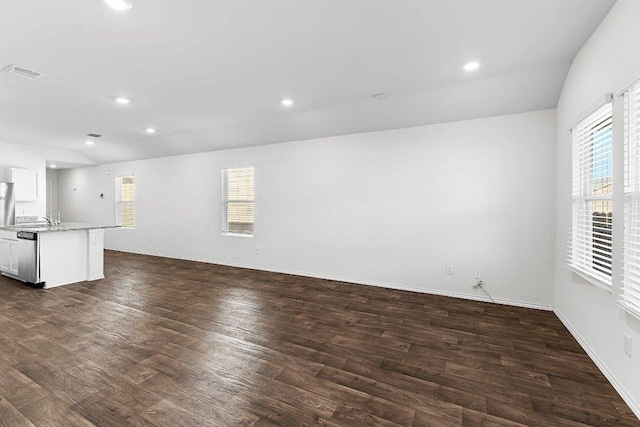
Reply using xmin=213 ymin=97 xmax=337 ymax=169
xmin=202 ymin=286 xmax=274 ymax=380
xmin=209 ymin=287 xmax=265 ymax=334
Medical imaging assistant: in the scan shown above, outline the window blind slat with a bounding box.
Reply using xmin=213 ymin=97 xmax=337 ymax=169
xmin=115 ymin=176 xmax=135 ymax=228
xmin=221 ymin=167 xmax=254 ymax=236
xmin=621 ymin=81 xmax=640 ymax=319
xmin=618 ymin=301 xmax=640 ymax=318
xmin=569 ymin=101 xmax=613 ymax=288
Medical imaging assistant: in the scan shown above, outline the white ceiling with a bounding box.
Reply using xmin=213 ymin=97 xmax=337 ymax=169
xmin=0 ymin=0 xmax=616 ymax=165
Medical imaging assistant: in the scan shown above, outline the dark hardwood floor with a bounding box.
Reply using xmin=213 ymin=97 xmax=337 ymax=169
xmin=0 ymin=250 xmax=638 ymax=426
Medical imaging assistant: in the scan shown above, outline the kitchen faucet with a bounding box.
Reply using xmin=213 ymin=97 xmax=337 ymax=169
xmin=44 ymin=211 xmax=61 ymax=226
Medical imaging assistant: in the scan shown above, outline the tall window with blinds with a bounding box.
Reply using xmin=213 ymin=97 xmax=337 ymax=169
xmin=115 ymin=176 xmax=135 ymax=229
xmin=620 ymin=80 xmax=640 ymax=319
xmin=221 ymin=167 xmax=254 ymax=236
xmin=569 ymin=100 xmax=613 ymax=289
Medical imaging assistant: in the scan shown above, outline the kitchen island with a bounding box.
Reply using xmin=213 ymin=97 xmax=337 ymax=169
xmin=0 ymin=222 xmax=119 ymax=288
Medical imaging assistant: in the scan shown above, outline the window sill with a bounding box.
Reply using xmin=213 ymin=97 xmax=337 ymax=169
xmin=566 ymin=264 xmax=612 ymax=293
xmin=616 ymin=301 xmax=640 ymax=322
xmin=222 ymin=232 xmax=253 ymax=238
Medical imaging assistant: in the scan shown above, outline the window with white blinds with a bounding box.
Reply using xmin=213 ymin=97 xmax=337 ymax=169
xmin=569 ymin=101 xmax=613 ymax=289
xmin=620 ymin=80 xmax=640 ymax=319
xmin=115 ymin=176 xmax=135 ymax=229
xmin=221 ymin=167 xmax=254 ymax=236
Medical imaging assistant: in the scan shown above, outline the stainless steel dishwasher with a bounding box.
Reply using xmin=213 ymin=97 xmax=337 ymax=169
xmin=17 ymin=231 xmax=42 ymax=286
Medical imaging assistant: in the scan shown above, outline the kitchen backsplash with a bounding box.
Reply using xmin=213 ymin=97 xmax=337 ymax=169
xmin=16 ymin=216 xmax=39 ymax=224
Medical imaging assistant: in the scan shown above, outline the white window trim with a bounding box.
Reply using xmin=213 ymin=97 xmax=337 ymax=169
xmin=221 ymin=232 xmax=254 ymax=238
xmin=567 ymin=95 xmax=614 ymax=291
xmin=566 ymin=93 xmax=613 ymax=132
xmin=566 ymin=265 xmax=612 ymax=293
xmin=221 ymin=166 xmax=254 ymax=237
xmin=618 ymin=78 xmax=640 ymax=321
xmin=115 ymin=175 xmax=135 ymax=229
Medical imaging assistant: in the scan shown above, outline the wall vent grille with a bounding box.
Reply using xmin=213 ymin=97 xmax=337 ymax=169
xmin=3 ymin=65 xmax=44 ymax=80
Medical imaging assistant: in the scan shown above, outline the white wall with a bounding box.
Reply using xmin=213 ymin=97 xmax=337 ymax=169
xmin=59 ymin=109 xmax=556 ymax=308
xmin=46 ymin=168 xmax=59 ymax=217
xmin=0 ymin=141 xmax=94 ymax=219
xmin=554 ymin=0 xmax=640 ymax=416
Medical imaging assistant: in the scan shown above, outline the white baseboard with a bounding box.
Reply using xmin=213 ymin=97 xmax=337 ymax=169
xmin=554 ymin=309 xmax=640 ymax=420
xmin=104 ymin=247 xmax=553 ymax=311
xmin=104 ymin=248 xmax=638 ymax=419
xmin=242 ymin=264 xmax=554 ymax=311
xmin=362 ymin=280 xmax=554 ymax=311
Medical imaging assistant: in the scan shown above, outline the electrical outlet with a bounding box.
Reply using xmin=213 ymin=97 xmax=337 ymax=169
xmin=475 ymin=269 xmax=482 ymax=279
xmin=624 ymin=333 xmax=632 ymax=357
xmin=446 ymin=265 xmax=454 ymax=275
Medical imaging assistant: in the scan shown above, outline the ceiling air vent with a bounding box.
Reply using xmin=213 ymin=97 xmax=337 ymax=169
xmin=3 ymin=65 xmax=44 ymax=81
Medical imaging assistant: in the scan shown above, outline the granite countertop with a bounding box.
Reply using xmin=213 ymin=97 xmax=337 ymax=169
xmin=0 ymin=222 xmax=121 ymax=233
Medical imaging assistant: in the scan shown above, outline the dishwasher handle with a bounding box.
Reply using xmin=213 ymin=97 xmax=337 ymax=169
xmin=17 ymin=231 xmax=37 ymax=241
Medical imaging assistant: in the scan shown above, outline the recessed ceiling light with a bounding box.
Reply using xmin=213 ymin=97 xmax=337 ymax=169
xmin=114 ymin=96 xmax=131 ymax=104
xmin=281 ymin=99 xmax=294 ymax=107
xmin=105 ymin=0 xmax=132 ymax=11
xmin=50 ymin=164 xmax=57 ymax=168
xmin=85 ymin=140 xmax=95 ymax=145
xmin=464 ymin=61 xmax=480 ymax=72
xmin=145 ymin=128 xmax=156 ymax=134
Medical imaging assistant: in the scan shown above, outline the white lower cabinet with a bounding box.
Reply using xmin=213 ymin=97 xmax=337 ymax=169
xmin=0 ymin=235 xmax=19 ymax=276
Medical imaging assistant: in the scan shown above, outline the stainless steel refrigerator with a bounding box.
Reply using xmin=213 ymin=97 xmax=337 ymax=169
xmin=0 ymin=182 xmax=16 ymax=226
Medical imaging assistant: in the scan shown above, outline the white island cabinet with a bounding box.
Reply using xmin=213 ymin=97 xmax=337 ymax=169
xmin=0 ymin=230 xmax=19 ymax=277
xmin=39 ymin=228 xmax=106 ymax=287
xmin=0 ymin=223 xmax=119 ymax=288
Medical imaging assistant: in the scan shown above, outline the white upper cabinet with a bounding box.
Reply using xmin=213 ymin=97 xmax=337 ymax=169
xmin=4 ymin=168 xmax=38 ymax=201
